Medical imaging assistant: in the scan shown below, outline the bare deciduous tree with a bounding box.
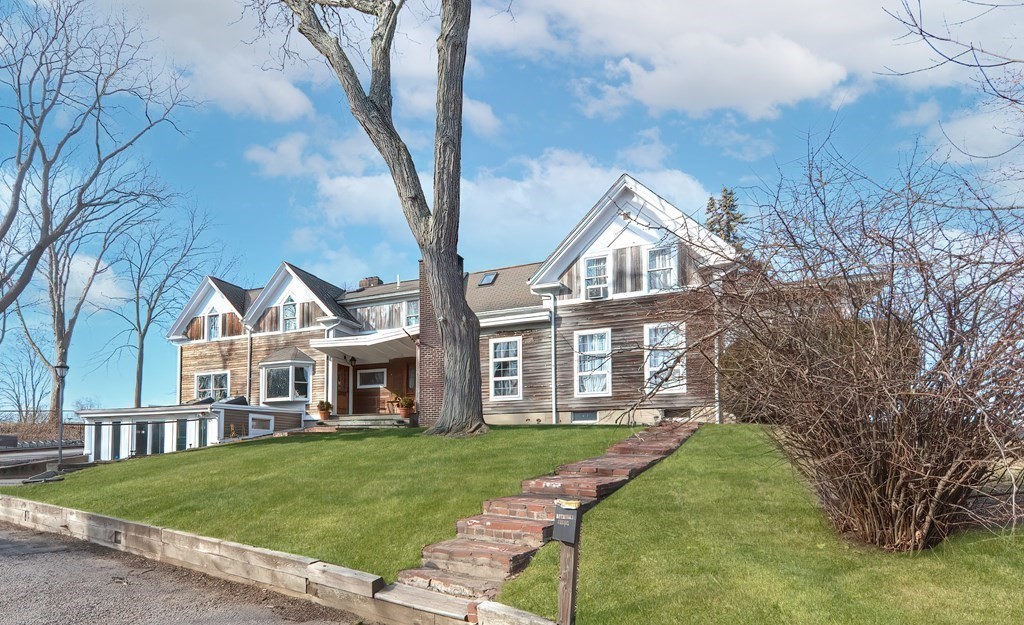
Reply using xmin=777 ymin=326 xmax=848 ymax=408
xmin=716 ymin=141 xmax=1024 ymax=551
xmin=0 ymin=330 xmax=51 ymax=423
xmin=0 ymin=0 xmax=186 ymax=326
xmin=102 ymin=207 xmax=224 ymax=408
xmin=249 ymin=0 xmax=485 ymax=435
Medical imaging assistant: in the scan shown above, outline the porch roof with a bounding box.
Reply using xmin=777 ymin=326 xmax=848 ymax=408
xmin=309 ymin=326 xmax=418 ymax=363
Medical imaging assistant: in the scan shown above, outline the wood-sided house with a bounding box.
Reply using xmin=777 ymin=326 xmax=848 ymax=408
xmin=81 ymin=174 xmax=736 ymax=461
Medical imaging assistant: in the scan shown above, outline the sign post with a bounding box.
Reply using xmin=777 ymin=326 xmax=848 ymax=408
xmin=554 ymin=498 xmax=582 ymax=625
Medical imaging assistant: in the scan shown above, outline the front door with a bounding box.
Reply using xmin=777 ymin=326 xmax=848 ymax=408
xmin=337 ymin=364 xmax=351 ymax=415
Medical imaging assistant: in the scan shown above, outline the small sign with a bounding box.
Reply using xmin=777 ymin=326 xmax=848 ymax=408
xmin=553 ymin=498 xmax=582 ymax=544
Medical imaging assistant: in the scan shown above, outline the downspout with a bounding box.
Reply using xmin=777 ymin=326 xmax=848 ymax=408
xmin=246 ymin=329 xmax=253 ymax=404
xmin=547 ymin=294 xmax=559 ymax=425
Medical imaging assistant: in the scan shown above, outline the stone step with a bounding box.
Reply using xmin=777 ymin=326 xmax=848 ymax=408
xmin=521 ymin=474 xmax=629 ymax=498
xmin=397 ymin=567 xmax=503 ymax=600
xmin=482 ymin=494 xmax=596 ymax=521
xmin=557 ymin=454 xmax=662 ymax=478
xmin=374 ymin=582 xmax=475 ymax=621
xmin=456 ymin=514 xmax=553 ymax=547
xmin=422 ymin=538 xmax=537 ymax=580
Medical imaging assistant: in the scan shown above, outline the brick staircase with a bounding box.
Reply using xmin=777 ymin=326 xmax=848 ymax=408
xmin=394 ymin=421 xmax=699 ymax=617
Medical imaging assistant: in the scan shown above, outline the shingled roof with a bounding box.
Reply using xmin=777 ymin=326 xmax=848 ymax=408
xmin=284 ymin=262 xmax=359 ymax=325
xmin=465 ymin=262 xmax=544 ymax=313
xmin=209 ymin=277 xmax=249 ymax=316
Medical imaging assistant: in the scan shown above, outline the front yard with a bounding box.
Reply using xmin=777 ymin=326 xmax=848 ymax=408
xmin=499 ymin=425 xmax=1024 ymax=625
xmin=0 ymin=426 xmax=634 ymax=582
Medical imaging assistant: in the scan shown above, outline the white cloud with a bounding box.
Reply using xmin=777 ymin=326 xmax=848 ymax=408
xmin=68 ymin=255 xmax=130 ymax=312
xmin=464 ymin=98 xmax=503 ymax=138
xmin=617 ymin=127 xmax=671 ymax=169
xmin=896 ymin=98 xmax=943 ymax=128
xmin=702 ymin=116 xmax=775 ymax=162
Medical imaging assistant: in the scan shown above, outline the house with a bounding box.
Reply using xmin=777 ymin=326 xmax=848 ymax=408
xmin=81 ymin=174 xmax=737 ymax=461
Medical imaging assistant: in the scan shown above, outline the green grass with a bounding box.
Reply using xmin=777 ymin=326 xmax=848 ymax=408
xmin=0 ymin=426 xmax=634 ymax=582
xmin=499 ymin=425 xmax=1024 ymax=625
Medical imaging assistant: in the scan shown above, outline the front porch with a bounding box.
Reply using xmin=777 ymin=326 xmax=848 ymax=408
xmin=311 ymin=329 xmax=419 ymax=417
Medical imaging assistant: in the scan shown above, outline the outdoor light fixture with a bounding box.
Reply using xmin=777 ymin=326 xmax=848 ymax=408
xmin=55 ymin=361 xmax=69 ymax=467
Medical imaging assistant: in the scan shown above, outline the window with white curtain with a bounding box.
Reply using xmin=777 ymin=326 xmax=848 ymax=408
xmin=206 ymin=309 xmax=220 ymax=341
xmin=406 ymin=300 xmax=420 ymax=326
xmin=575 ymin=329 xmax=612 ymax=396
xmin=645 ymin=322 xmax=686 ymax=392
xmin=584 ymin=256 xmax=609 ymax=299
xmin=647 ymin=247 xmax=676 ymax=291
xmin=490 ymin=337 xmax=522 ymax=400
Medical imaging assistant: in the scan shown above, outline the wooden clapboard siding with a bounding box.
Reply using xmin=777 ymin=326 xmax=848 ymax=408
xmin=352 ymin=302 xmax=405 ymax=330
xmin=222 ymin=312 xmax=244 ymax=337
xmin=480 ymin=326 xmax=552 ymax=416
xmin=185 ymin=317 xmax=203 ymax=341
xmin=299 ymin=301 xmax=325 ymax=329
xmin=481 ymin=291 xmax=716 ymax=417
xmin=352 ymin=358 xmax=415 ymax=413
xmin=629 ymin=246 xmax=643 ymax=291
xmin=612 ymin=248 xmax=628 ymax=294
xmin=222 ymin=408 xmax=302 ymax=437
xmin=179 ymin=337 xmax=249 ymax=403
xmin=249 ymin=329 xmax=326 ymax=413
xmin=254 ymin=307 xmax=279 ymax=334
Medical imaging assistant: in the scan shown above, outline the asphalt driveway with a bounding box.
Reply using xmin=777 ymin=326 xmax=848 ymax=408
xmin=0 ymin=522 xmax=369 ymax=625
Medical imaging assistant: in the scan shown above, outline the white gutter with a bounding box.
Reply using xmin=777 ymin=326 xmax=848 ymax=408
xmin=546 ymin=294 xmax=559 ymax=425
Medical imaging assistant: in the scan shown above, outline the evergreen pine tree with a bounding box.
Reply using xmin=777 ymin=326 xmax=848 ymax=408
xmin=705 ymin=194 xmax=722 ymax=240
xmin=716 ymin=187 xmax=745 ymax=247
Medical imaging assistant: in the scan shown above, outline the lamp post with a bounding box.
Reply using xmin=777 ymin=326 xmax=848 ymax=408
xmin=54 ymin=362 xmax=69 ymax=467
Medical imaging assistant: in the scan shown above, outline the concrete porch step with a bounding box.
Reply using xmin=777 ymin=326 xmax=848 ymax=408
xmin=521 ymin=474 xmax=629 ymax=498
xmin=456 ymin=514 xmax=553 ymax=547
xmin=397 ymin=567 xmax=503 ymax=600
xmin=557 ymin=454 xmax=662 ymax=478
xmin=374 ymin=582 xmax=475 ymax=621
xmin=422 ymin=538 xmax=537 ymax=580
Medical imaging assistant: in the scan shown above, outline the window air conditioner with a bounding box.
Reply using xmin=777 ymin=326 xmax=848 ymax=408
xmin=586 ymin=285 xmax=609 ymax=300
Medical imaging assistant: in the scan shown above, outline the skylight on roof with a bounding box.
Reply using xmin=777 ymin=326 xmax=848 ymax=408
xmin=479 ymin=272 xmax=498 ymax=286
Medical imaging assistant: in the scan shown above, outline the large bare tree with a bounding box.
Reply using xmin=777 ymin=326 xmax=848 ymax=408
xmin=0 ymin=330 xmax=51 ymax=424
xmin=0 ymin=0 xmax=186 ymax=328
xmin=102 ymin=207 xmax=224 ymax=408
xmin=251 ymin=0 xmax=484 ymax=435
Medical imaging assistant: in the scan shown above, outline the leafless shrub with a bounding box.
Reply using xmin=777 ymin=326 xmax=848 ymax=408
xmin=717 ymin=142 xmax=1024 ymax=551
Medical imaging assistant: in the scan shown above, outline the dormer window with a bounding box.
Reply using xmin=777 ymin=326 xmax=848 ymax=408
xmin=206 ymin=309 xmax=220 ymax=341
xmin=282 ymin=297 xmax=297 ymax=332
xmin=647 ymin=247 xmax=676 ymax=291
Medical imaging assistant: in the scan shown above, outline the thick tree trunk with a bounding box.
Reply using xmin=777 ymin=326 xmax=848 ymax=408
xmin=422 ymin=248 xmax=486 ymax=435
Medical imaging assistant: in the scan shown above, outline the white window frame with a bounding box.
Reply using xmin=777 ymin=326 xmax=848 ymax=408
xmin=195 ymin=371 xmax=230 ymax=401
xmin=644 ymin=322 xmax=687 ymax=394
xmin=261 ymin=363 xmax=311 ymax=402
xmin=281 ymin=296 xmax=298 ymax=332
xmin=583 ymin=254 xmax=610 ymax=300
xmin=489 ymin=336 xmax=522 ymax=401
xmin=356 ymin=368 xmax=387 ymax=389
xmin=573 ymin=328 xmax=612 ymax=397
xmin=645 ymin=246 xmax=677 ymax=292
xmin=206 ymin=308 xmax=220 ymax=341
xmin=248 ymin=414 xmax=275 ymax=437
xmin=405 ymin=300 xmax=420 ymax=326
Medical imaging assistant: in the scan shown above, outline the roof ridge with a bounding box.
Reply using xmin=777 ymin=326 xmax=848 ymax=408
xmin=466 ymin=260 xmax=543 ymax=274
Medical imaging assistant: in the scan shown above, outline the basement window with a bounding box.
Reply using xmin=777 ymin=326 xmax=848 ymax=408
xmin=571 ymin=411 xmax=598 ymax=423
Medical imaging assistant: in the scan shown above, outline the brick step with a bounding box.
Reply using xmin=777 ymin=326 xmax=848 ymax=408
xmin=456 ymin=514 xmax=553 ymax=547
xmin=557 ymin=454 xmax=662 ymax=478
xmin=521 ymin=474 xmax=629 ymax=498
xmin=397 ymin=567 xmax=503 ymax=600
xmin=482 ymin=494 xmax=597 ymax=521
xmin=422 ymin=538 xmax=537 ymax=580
xmin=606 ymin=441 xmax=679 ymax=456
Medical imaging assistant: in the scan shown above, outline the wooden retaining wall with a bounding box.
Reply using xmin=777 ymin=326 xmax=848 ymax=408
xmin=0 ymin=495 xmax=553 ymax=625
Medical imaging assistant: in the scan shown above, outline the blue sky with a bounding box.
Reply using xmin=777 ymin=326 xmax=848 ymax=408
xmin=23 ymin=0 xmax=1019 ymax=409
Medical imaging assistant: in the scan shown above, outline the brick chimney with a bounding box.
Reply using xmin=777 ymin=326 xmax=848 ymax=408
xmin=416 ymin=256 xmax=464 ymax=427
xmin=359 ymin=276 xmax=383 ymax=289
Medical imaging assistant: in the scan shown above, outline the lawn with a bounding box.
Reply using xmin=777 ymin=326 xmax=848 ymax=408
xmin=0 ymin=426 xmax=634 ymax=582
xmin=499 ymin=425 xmax=1024 ymax=625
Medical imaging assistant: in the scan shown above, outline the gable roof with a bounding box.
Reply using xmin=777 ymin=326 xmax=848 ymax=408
xmin=242 ymin=262 xmax=360 ymax=328
xmin=209 ymin=277 xmax=248 ymax=317
xmin=166 ymin=275 xmax=252 ymax=340
xmin=528 ymin=173 xmax=737 ymax=291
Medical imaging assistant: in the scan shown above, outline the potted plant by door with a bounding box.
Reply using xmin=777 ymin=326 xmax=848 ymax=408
xmin=396 ymin=395 xmax=415 ymax=421
xmin=317 ymin=400 xmax=333 ymax=421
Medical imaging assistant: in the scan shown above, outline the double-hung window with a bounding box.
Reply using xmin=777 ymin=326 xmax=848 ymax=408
xmin=406 ymin=300 xmax=420 ymax=326
xmin=647 ymin=247 xmax=676 ymax=291
xmin=196 ymin=372 xmax=229 ymax=401
xmin=645 ymin=323 xmax=686 ymax=393
xmin=264 ymin=365 xmax=309 ymax=401
xmin=206 ymin=309 xmax=220 ymax=341
xmin=490 ymin=337 xmax=522 ymax=400
xmin=584 ymin=256 xmax=609 ymax=300
xmin=282 ymin=297 xmax=298 ymax=332
xmin=575 ymin=329 xmax=612 ymax=396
